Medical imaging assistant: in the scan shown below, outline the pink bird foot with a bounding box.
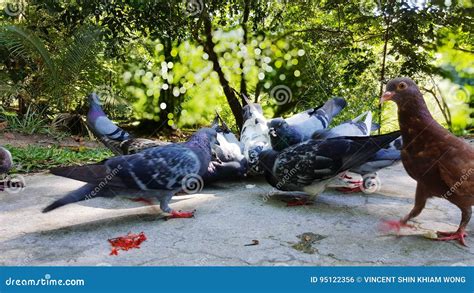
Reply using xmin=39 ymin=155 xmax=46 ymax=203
xmin=436 ymin=229 xmax=467 ymax=246
xmin=165 ymin=210 xmax=196 ymax=220
xmin=379 ymin=220 xmax=414 ymax=233
xmin=336 ymin=186 xmax=363 ymax=193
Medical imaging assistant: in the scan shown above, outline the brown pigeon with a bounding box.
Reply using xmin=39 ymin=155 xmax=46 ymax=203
xmin=380 ymin=77 xmax=474 ymax=246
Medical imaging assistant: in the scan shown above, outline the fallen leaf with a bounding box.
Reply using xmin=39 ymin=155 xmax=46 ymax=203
xmin=244 ymin=240 xmax=259 ymax=246
xmin=3 ymin=132 xmax=15 ymax=139
xmin=0 ymin=121 xmax=7 ymax=131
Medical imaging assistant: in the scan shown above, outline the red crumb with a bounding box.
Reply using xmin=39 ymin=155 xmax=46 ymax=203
xmin=108 ymin=232 xmax=147 ymax=256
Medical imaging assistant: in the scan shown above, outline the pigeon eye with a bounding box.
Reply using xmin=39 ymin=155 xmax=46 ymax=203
xmin=398 ymin=82 xmax=407 ymax=90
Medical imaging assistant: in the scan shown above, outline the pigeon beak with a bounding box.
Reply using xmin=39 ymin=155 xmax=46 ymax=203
xmin=269 ymin=128 xmax=276 ymax=137
xmin=380 ymin=91 xmax=395 ymax=104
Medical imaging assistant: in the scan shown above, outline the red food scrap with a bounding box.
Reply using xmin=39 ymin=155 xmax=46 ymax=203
xmin=108 ymin=232 xmax=147 ymax=256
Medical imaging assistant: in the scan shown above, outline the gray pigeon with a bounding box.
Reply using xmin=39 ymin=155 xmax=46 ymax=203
xmin=43 ymin=128 xmax=217 ymax=218
xmin=207 ymin=112 xmax=247 ymax=182
xmin=310 ymin=111 xmax=402 ymax=192
xmin=268 ymin=97 xmax=347 ymax=151
xmin=259 ymin=131 xmax=401 ymax=205
xmin=86 ymin=93 xmax=166 ymax=155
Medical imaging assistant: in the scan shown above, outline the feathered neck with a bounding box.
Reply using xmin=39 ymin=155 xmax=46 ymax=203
xmin=185 ymin=134 xmax=213 ymax=175
xmin=396 ymin=95 xmax=441 ymax=144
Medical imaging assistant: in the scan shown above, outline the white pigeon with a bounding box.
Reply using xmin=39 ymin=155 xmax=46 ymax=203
xmin=240 ymin=95 xmax=271 ymax=175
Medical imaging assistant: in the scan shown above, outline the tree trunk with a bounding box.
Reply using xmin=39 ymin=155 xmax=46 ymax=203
xmin=202 ymin=16 xmax=243 ymax=131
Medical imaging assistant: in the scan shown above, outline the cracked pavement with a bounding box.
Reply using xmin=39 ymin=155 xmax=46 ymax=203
xmin=1 ymin=163 xmax=473 ymax=266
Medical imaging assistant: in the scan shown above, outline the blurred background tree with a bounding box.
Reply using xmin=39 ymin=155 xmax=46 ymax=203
xmin=0 ymin=0 xmax=472 ymax=136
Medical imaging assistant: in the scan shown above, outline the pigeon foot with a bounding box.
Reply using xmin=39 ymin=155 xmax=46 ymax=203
xmin=166 ymin=210 xmax=196 ymax=219
xmin=336 ymin=186 xmax=362 ymax=193
xmin=379 ymin=220 xmax=414 ymax=233
xmin=436 ymin=229 xmax=467 ymax=246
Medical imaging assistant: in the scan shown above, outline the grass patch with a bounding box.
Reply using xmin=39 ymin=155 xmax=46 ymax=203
xmin=6 ymin=145 xmax=113 ymax=173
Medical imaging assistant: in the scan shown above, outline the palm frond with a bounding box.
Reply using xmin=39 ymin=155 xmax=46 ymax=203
xmin=0 ymin=25 xmax=56 ymax=78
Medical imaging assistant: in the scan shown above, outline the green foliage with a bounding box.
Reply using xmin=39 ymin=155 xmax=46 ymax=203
xmin=7 ymin=145 xmax=113 ymax=173
xmin=0 ymin=105 xmax=47 ymax=135
xmin=0 ymin=0 xmax=472 ymax=134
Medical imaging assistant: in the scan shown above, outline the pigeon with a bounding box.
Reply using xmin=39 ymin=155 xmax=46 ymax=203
xmin=87 ymin=93 xmax=244 ymax=182
xmin=268 ymin=97 xmax=347 ymax=151
xmin=240 ymin=95 xmax=271 ymax=175
xmin=207 ymin=112 xmax=247 ymax=181
xmin=211 ymin=112 xmax=245 ymax=163
xmin=87 ymin=93 xmax=133 ymax=154
xmin=0 ymin=146 xmax=12 ymax=174
xmin=259 ymin=131 xmax=401 ymax=206
xmin=0 ymin=146 xmax=13 ymax=191
xmin=380 ymin=77 xmax=474 ymax=246
xmin=311 ymin=111 xmax=377 ymax=140
xmin=311 ymin=111 xmax=402 ymax=192
xmin=43 ymin=128 xmax=217 ymax=218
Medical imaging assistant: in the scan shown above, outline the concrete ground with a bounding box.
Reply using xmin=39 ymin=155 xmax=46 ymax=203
xmin=1 ymin=163 xmax=473 ymax=266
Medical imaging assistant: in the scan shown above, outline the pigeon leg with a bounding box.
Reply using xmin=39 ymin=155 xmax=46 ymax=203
xmin=129 ymin=197 xmax=154 ymax=205
xmin=337 ymin=186 xmax=362 ymax=193
xmin=381 ymin=183 xmax=427 ymax=233
xmin=159 ymin=194 xmax=195 ymax=220
xmin=436 ymin=206 xmax=471 ymax=246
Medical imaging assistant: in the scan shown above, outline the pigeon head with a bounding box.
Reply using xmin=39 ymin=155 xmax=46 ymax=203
xmin=268 ymin=118 xmax=302 ymax=151
xmin=242 ymin=103 xmax=263 ymax=121
xmin=191 ymin=127 xmax=218 ymax=147
xmin=381 ymin=78 xmax=422 ymax=105
xmin=88 ymin=93 xmax=101 ymax=106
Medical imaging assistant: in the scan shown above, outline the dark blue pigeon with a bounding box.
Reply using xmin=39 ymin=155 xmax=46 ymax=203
xmin=259 ymin=131 xmax=401 ymax=206
xmin=87 ymin=93 xmax=243 ymax=182
xmin=268 ymin=97 xmax=346 ymax=151
xmin=43 ymin=128 xmax=217 ymax=219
